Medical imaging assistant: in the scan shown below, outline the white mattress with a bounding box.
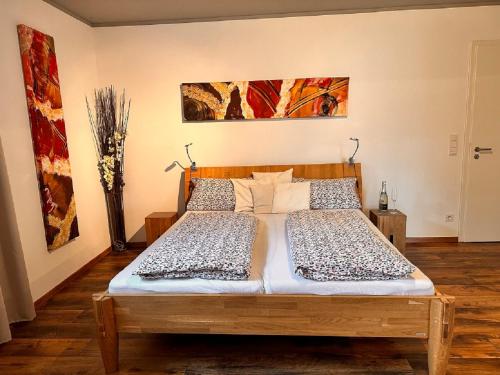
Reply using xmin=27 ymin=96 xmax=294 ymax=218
xmin=109 ymin=210 xmax=434 ymax=296
xmin=262 ymin=210 xmax=434 ymax=296
xmin=108 ymin=211 xmax=267 ymax=294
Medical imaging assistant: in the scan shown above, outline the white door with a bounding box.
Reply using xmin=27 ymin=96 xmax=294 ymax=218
xmin=460 ymin=40 xmax=500 ymax=242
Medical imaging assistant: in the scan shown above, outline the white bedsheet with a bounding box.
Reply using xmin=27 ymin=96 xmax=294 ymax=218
xmin=108 ymin=212 xmax=267 ymax=294
xmin=109 ymin=209 xmax=434 ymax=296
xmin=262 ymin=210 xmax=435 ymax=295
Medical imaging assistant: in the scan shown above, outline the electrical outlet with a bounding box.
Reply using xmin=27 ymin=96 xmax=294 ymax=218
xmin=445 ymin=214 xmax=455 ymax=223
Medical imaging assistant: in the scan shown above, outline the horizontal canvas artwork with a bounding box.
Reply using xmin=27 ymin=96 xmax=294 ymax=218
xmin=17 ymin=24 xmax=79 ymax=250
xmin=181 ymin=77 xmax=349 ymax=121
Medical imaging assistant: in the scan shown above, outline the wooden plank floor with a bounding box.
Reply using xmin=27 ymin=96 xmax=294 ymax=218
xmin=1 ymin=242 xmax=499 ymax=374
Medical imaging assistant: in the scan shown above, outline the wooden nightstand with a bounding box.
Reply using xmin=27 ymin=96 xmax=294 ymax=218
xmin=145 ymin=212 xmax=178 ymax=246
xmin=369 ymin=209 xmax=407 ymax=253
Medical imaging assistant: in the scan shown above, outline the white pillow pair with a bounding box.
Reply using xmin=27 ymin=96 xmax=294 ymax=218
xmin=232 ymin=169 xmax=310 ymax=213
xmin=252 ymin=181 xmax=311 ymax=214
xmin=232 ymin=168 xmax=293 ymax=212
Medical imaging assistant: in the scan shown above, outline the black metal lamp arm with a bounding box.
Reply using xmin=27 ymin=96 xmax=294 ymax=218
xmin=165 ymin=143 xmax=197 ymax=172
xmin=348 ymin=137 xmax=359 ymax=164
xmin=185 ymin=143 xmax=196 ymax=171
xmin=164 ymin=160 xmax=184 ymax=172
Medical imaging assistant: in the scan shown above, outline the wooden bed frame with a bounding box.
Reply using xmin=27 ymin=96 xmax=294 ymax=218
xmin=93 ymin=163 xmax=454 ymax=375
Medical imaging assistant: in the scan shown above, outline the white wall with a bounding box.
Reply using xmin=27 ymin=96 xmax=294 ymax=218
xmin=94 ymin=6 xmax=500 ymax=239
xmin=0 ymin=0 xmax=109 ymax=300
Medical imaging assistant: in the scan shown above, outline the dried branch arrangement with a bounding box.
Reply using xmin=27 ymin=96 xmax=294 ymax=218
xmin=86 ymin=86 xmax=130 ymax=251
xmin=87 ymin=87 xmax=130 ymax=191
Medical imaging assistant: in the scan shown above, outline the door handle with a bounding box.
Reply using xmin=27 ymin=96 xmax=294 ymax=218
xmin=474 ymin=146 xmax=493 ymax=153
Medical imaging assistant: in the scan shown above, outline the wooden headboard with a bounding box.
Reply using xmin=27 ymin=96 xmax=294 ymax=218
xmin=184 ymin=163 xmax=362 ymax=205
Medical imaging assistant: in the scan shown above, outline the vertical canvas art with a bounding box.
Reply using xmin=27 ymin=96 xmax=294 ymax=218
xmin=181 ymin=77 xmax=349 ymax=121
xmin=17 ymin=24 xmax=79 ymax=250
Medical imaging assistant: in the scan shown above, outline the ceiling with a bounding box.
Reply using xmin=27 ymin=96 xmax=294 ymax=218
xmin=43 ymin=0 xmax=500 ymax=27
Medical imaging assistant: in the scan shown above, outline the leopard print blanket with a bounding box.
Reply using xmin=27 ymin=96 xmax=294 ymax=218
xmin=286 ymin=210 xmax=415 ymax=281
xmin=135 ymin=212 xmax=257 ymax=280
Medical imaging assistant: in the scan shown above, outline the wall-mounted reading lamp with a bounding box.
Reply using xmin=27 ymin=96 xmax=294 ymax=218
xmin=348 ymin=137 xmax=359 ymax=165
xmin=165 ymin=143 xmax=197 ymax=172
xmin=184 ymin=143 xmax=196 ymax=170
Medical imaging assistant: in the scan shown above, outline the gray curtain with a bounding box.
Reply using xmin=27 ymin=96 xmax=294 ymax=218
xmin=0 ymin=241 xmax=35 ymax=344
xmin=0 ymin=138 xmax=35 ymax=344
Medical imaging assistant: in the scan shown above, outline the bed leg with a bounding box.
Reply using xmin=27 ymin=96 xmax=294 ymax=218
xmin=428 ymin=297 xmax=455 ymax=375
xmin=93 ymin=294 xmax=119 ymax=373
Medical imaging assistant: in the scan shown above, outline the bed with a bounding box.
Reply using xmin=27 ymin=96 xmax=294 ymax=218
xmin=93 ymin=163 xmax=454 ymax=375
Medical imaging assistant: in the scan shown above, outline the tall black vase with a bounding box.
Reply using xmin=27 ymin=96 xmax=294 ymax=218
xmin=104 ymin=189 xmax=126 ymax=251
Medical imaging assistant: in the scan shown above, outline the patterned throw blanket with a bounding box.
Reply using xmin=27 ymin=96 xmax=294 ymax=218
xmin=286 ymin=210 xmax=415 ymax=281
xmin=135 ymin=212 xmax=257 ymax=280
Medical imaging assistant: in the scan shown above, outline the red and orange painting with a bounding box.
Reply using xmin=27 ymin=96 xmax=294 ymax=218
xmin=181 ymin=77 xmax=349 ymax=121
xmin=17 ymin=24 xmax=78 ymax=250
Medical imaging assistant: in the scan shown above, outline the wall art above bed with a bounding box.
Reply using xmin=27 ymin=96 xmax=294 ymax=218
xmin=181 ymin=77 xmax=349 ymax=121
xmin=17 ymin=24 xmax=79 ymax=250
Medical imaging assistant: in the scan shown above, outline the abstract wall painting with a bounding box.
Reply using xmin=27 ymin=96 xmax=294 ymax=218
xmin=181 ymin=77 xmax=349 ymax=121
xmin=17 ymin=24 xmax=79 ymax=250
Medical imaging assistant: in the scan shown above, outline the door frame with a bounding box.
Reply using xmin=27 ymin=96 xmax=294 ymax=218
xmin=458 ymin=40 xmax=499 ymax=242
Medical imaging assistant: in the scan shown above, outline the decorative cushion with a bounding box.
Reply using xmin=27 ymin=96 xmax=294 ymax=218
xmin=231 ymin=178 xmax=257 ymax=212
xmin=186 ymin=178 xmax=235 ymax=211
xmin=272 ymin=182 xmax=311 ymax=213
xmin=250 ymin=184 xmax=274 ymax=214
xmin=252 ymin=168 xmax=293 ymax=186
xmin=293 ymin=177 xmax=361 ymax=209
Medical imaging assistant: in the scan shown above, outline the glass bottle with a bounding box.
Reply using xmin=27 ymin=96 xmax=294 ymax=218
xmin=379 ymin=181 xmax=388 ymax=210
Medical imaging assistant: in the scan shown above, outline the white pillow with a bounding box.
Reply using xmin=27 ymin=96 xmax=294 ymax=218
xmin=252 ymin=168 xmax=293 ymax=186
xmin=272 ymin=182 xmax=311 ymax=213
xmin=250 ymin=183 xmax=274 ymax=214
xmin=231 ymin=179 xmax=256 ymax=212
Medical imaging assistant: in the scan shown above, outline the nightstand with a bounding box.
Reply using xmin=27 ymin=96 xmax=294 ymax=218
xmin=145 ymin=212 xmax=178 ymax=246
xmin=369 ymin=209 xmax=407 ymax=253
